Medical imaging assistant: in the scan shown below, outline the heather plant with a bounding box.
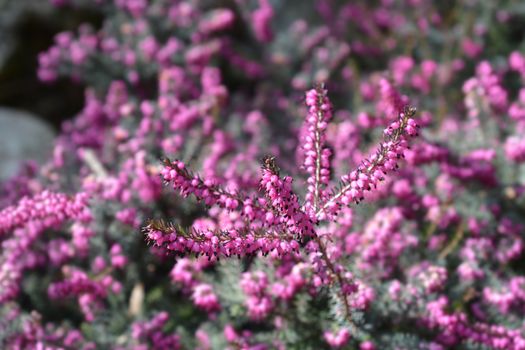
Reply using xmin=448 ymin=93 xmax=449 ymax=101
xmin=3 ymin=0 xmax=525 ymax=349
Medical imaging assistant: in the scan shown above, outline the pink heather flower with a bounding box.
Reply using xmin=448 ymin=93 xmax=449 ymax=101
xmin=70 ymin=43 xmax=87 ymax=65
xmin=198 ymin=9 xmax=235 ymax=37
xmin=48 ymin=267 xmax=120 ymax=321
xmin=505 ymin=136 xmax=525 ymax=163
xmin=16 ymin=0 xmax=525 ymax=347
xmin=161 ymin=158 xmax=240 ymax=210
xmin=240 ymin=271 xmax=269 ymax=296
xmin=510 ymin=51 xmax=525 ymax=73
xmin=347 ymin=281 xmax=375 ymax=310
xmin=457 ymin=262 xmax=484 ymax=281
xmin=195 ymin=329 xmax=212 ymax=350
xmin=0 ymin=191 xmax=89 ymax=303
xmin=115 ymin=207 xmax=139 ymax=227
xmin=508 ymin=88 xmax=525 ymax=122
xmin=170 ymin=258 xmax=200 ymax=287
xmin=144 ymin=218 xmax=301 ymax=261
xmin=260 ymin=160 xmax=316 ymax=237
xmin=483 ymin=286 xmax=516 ymax=314
xmin=324 ymin=328 xmax=351 ymax=348
xmin=360 ymin=341 xmax=376 ymax=350
xmin=224 ymin=324 xmax=239 ymax=342
xmin=192 ymin=283 xmax=221 ymax=313
xmin=271 ymin=263 xmax=311 ymax=300
xmin=115 ymin=0 xmax=147 ymax=17
xmin=251 ymin=0 xmax=274 ymax=43
xmin=377 ymin=78 xmax=409 ymax=121
xmin=463 ymin=61 xmax=508 ymax=116
xmin=48 ymin=270 xmax=102 ymax=300
xmin=388 ymin=280 xmax=403 ymax=300
xmin=0 ymin=261 xmax=21 ymax=302
xmin=92 ymin=256 xmax=106 ymax=273
xmin=138 ymin=36 xmax=159 ymax=61
xmin=417 ymin=265 xmax=448 ymax=293
xmin=110 ymin=244 xmax=128 ymax=269
xmin=461 ymin=38 xmax=482 ymax=58
xmin=391 ymin=56 xmax=414 ymax=85
xmin=157 ymin=38 xmax=182 ymax=66
xmin=318 ymin=106 xmax=418 ymax=219
xmin=144 ymin=86 xmax=419 ymax=331
xmin=246 ymin=295 xmax=273 ymax=321
xmin=303 ymin=85 xmax=333 ymax=214
xmin=355 ymin=207 xmax=417 ymax=276
xmin=0 ymin=191 xmax=88 ymax=235
xmin=48 ymin=239 xmax=74 ymax=266
xmin=240 ymin=271 xmax=275 ymax=320
xmin=71 ymin=222 xmax=95 ymax=253
xmin=131 ymin=312 xmax=181 ymax=349
xmin=425 ymin=296 xmax=525 ymax=349
xmin=185 ymin=40 xmax=222 ymax=67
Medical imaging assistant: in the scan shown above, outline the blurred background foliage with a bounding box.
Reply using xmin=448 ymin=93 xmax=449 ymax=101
xmin=0 ymin=0 xmax=103 ymax=129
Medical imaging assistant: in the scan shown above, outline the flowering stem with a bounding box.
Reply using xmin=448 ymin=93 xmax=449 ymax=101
xmin=317 ymin=106 xmax=418 ymax=219
xmin=313 ymin=235 xmax=355 ymax=331
xmin=312 ymin=86 xmax=329 ymax=210
xmin=313 ymin=113 xmax=323 ymax=210
xmin=304 ymin=86 xmax=333 ymax=213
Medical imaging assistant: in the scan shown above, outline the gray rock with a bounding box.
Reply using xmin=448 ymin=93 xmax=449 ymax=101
xmin=0 ymin=107 xmax=55 ymax=180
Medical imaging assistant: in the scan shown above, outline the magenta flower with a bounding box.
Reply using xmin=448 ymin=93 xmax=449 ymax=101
xmin=144 ymin=85 xmax=419 ymax=327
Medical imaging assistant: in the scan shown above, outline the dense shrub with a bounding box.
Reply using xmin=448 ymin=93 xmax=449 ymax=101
xmin=2 ymin=0 xmax=525 ymax=349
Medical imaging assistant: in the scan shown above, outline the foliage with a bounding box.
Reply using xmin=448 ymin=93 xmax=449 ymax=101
xmin=2 ymin=0 xmax=525 ymax=349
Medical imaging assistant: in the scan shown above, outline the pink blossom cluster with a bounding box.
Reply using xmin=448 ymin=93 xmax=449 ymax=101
xmin=145 ymin=218 xmax=301 ymax=260
xmin=129 ymin=312 xmax=181 ymax=350
xmin=3 ymin=0 xmax=525 ymax=348
xmin=0 ymin=305 xmax=92 ymax=350
xmin=0 ymin=191 xmax=88 ymax=303
xmin=0 ymin=191 xmax=87 ymax=235
xmin=463 ymin=61 xmax=509 ymax=117
xmin=191 ymin=283 xmax=221 ymax=313
xmin=324 ymin=328 xmax=351 ymax=349
xmin=319 ymin=106 xmax=418 ymax=219
xmin=505 ymin=136 xmax=525 ymax=162
xmin=143 ymin=86 xmax=418 ymax=345
xmin=303 ymin=85 xmax=333 ymax=213
xmin=426 ymin=297 xmax=525 ymax=349
xmin=240 ymin=271 xmax=274 ymax=320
